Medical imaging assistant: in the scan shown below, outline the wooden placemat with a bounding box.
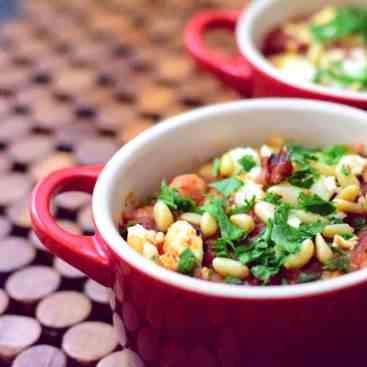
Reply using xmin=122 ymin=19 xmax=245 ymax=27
xmin=0 ymin=0 xmax=244 ymax=365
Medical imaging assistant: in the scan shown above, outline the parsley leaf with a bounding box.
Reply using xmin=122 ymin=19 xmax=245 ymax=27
xmin=288 ymin=167 xmax=318 ymax=189
xmin=311 ymin=6 xmax=367 ymax=44
xmin=212 ymin=158 xmax=221 ymax=177
xmin=158 ymin=181 xmax=198 ymax=212
xmin=296 ymin=272 xmax=321 ymax=284
xmin=177 ymin=249 xmax=197 ymax=274
xmin=224 ymin=276 xmax=243 ymax=285
xmin=264 ymin=192 xmax=282 ymax=205
xmin=340 ymin=232 xmax=355 ymax=240
xmin=320 ymin=144 xmax=349 ymax=165
xmin=341 ymin=165 xmax=351 ymax=176
xmin=202 ymin=197 xmax=245 ymax=256
xmin=298 ymin=192 xmax=336 ymax=216
xmin=228 ymin=196 xmax=256 ymax=215
xmin=323 ymin=252 xmax=351 ymax=273
xmin=239 ymin=154 xmax=257 ymax=172
xmin=209 ymin=177 xmax=243 ymax=197
xmin=287 ymin=144 xmax=317 ymax=166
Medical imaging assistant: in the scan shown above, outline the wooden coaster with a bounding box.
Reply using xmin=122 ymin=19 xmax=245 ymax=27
xmin=0 ymin=237 xmax=36 ymax=274
xmin=36 ymin=291 xmax=92 ymax=329
xmin=5 ymin=266 xmax=61 ymax=304
xmin=84 ymin=279 xmax=110 ymax=304
xmin=62 ymin=322 xmax=119 ymax=364
xmin=0 ymin=289 xmax=9 ymax=315
xmin=0 ymin=174 xmax=32 ymax=206
xmin=12 ymin=345 xmax=67 ymax=367
xmin=53 ymin=258 xmax=86 ymax=279
xmin=0 ymin=315 xmax=41 ymax=360
xmin=97 ymin=349 xmax=144 ymax=367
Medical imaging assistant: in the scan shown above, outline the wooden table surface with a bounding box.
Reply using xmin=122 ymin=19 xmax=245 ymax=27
xmin=0 ymin=0 xmax=244 ymax=365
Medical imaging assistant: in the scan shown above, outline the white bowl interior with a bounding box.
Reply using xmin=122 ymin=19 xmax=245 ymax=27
xmin=94 ymin=99 xmax=367 ymax=299
xmin=238 ymin=0 xmax=367 ymax=101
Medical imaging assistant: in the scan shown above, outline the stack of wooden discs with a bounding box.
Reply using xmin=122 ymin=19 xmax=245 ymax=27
xmin=0 ymin=0 xmax=242 ymax=365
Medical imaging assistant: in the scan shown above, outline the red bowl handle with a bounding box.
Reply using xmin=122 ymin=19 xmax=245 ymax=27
xmin=184 ymin=10 xmax=253 ymax=97
xmin=30 ymin=165 xmax=113 ymax=287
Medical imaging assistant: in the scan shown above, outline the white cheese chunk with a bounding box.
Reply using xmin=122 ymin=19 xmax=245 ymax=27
xmin=311 ymin=176 xmax=337 ymax=201
xmin=234 ymin=181 xmax=265 ymax=206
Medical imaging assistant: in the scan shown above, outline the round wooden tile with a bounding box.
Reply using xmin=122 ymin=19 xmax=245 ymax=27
xmin=118 ymin=119 xmax=153 ymax=143
xmin=55 ymin=192 xmax=90 ymax=212
xmin=0 ymin=174 xmax=32 ymax=206
xmin=75 ymin=137 xmax=117 ymax=165
xmin=28 ymin=231 xmax=48 ymax=252
xmin=0 ymin=289 xmax=9 ymax=315
xmin=9 ymin=135 xmax=54 ymax=163
xmin=7 ymin=199 xmax=32 ymax=228
xmin=62 ymin=322 xmax=119 ymax=364
xmin=84 ymin=279 xmax=109 ymax=304
xmin=5 ymin=266 xmax=61 ymax=303
xmin=0 ymin=116 xmax=30 ymax=143
xmin=0 ymin=237 xmax=36 ymax=273
xmin=0 ymin=153 xmax=11 ymax=173
xmin=53 ymin=258 xmax=86 ymax=279
xmin=12 ymin=345 xmax=67 ymax=367
xmin=78 ymin=206 xmax=95 ymax=234
xmin=97 ymin=349 xmax=144 ymax=367
xmin=0 ymin=217 xmax=11 ymax=239
xmin=36 ymin=291 xmax=92 ymax=329
xmin=0 ymin=315 xmax=41 ymax=360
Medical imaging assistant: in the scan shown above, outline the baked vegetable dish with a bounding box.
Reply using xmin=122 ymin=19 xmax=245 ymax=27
xmin=119 ymin=138 xmax=367 ymax=285
xmin=264 ymin=5 xmax=367 ymax=92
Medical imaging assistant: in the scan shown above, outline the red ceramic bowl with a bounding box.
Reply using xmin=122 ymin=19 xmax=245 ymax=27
xmin=31 ymin=99 xmax=367 ymax=367
xmin=185 ymin=0 xmax=367 ymax=109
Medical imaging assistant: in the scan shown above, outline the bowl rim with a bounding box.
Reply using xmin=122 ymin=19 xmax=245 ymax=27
xmin=237 ymin=0 xmax=367 ymax=102
xmin=93 ymin=98 xmax=367 ymax=300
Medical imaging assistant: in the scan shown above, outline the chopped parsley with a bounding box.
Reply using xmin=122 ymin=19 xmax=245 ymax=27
xmin=264 ymin=192 xmax=282 ymax=205
xmin=228 ymin=196 xmax=256 ymax=215
xmin=209 ymin=177 xmax=243 ymax=197
xmin=239 ymin=154 xmax=257 ymax=172
xmin=340 ymin=232 xmax=355 ymax=240
xmin=212 ymin=158 xmax=221 ymax=177
xmin=341 ymin=165 xmax=351 ymax=176
xmin=287 ymin=144 xmax=317 ymax=166
xmin=202 ymin=197 xmax=245 ymax=257
xmin=298 ymin=192 xmax=336 ymax=216
xmin=224 ymin=276 xmax=243 ymax=285
xmin=296 ymin=272 xmax=321 ymax=284
xmin=288 ymin=167 xmax=318 ymax=189
xmin=319 ymin=144 xmax=349 ymax=165
xmin=158 ymin=181 xmax=198 ymax=212
xmin=323 ymin=252 xmax=351 ymax=273
xmin=311 ymin=6 xmax=367 ymax=44
xmin=236 ymin=204 xmax=324 ymax=283
xmin=177 ymin=249 xmax=197 ymax=274
xmin=352 ymin=217 xmax=366 ymax=231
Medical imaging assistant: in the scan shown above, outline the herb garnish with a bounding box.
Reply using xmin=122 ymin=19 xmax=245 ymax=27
xmin=298 ymin=192 xmax=336 ymax=215
xmin=288 ymin=167 xmax=319 ymax=188
xmin=239 ymin=154 xmax=257 ymax=172
xmin=224 ymin=276 xmax=243 ymax=285
xmin=228 ymin=196 xmax=256 ymax=215
xmin=212 ymin=158 xmax=221 ymax=177
xmin=177 ymin=249 xmax=198 ymax=274
xmin=320 ymin=144 xmax=349 ymax=165
xmin=287 ymin=144 xmax=317 ymax=166
xmin=297 ymin=272 xmax=321 ymax=283
xmin=158 ymin=181 xmax=198 ymax=212
xmin=264 ymin=192 xmax=282 ymax=205
xmin=323 ymin=251 xmax=351 ymax=273
xmin=209 ymin=177 xmax=243 ymax=198
xmin=311 ymin=6 xmax=367 ymax=44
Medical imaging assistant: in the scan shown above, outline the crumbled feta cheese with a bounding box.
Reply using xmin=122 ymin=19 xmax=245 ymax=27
xmin=338 ymin=154 xmax=367 ymax=176
xmin=234 ymin=181 xmax=265 ymax=206
xmin=311 ymin=176 xmax=337 ymax=201
xmin=287 ymin=215 xmax=301 ymax=228
xmin=260 ymin=145 xmax=274 ymax=158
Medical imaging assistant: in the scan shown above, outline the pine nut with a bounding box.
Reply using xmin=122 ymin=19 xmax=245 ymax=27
xmin=315 ymin=233 xmax=333 ymax=264
xmin=212 ymin=257 xmax=249 ymax=279
xmin=254 ymin=201 xmax=275 ymax=223
xmin=284 ymin=239 xmax=315 ymax=269
xmin=230 ymin=214 xmax=255 ymax=232
xmin=180 ymin=212 xmax=202 ymax=226
xmin=322 ymin=223 xmax=354 ymax=238
xmin=200 ymin=212 xmax=218 ymax=237
xmin=153 ymin=200 xmax=174 ymax=231
xmin=220 ymin=154 xmax=235 ymax=177
xmin=333 ymin=199 xmax=364 ymax=214
xmin=268 ymin=183 xmax=303 ymax=205
xmin=336 ymin=185 xmax=360 ymax=201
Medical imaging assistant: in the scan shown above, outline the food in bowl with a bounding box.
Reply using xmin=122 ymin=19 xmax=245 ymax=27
xmin=263 ymin=5 xmax=367 ymax=92
xmin=119 ymin=137 xmax=367 ymax=286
